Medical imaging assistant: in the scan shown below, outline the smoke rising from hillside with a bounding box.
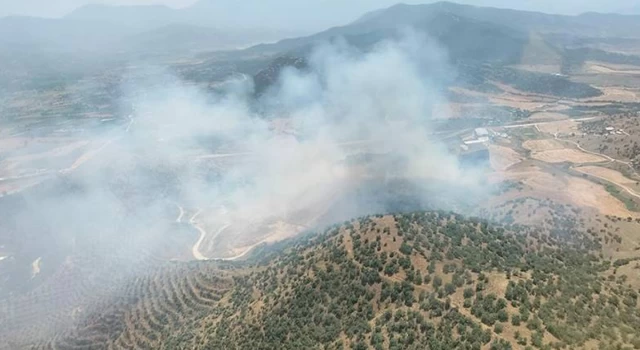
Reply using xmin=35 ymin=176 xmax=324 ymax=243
xmin=0 ymin=31 xmax=491 ymax=344
xmin=127 ymin=31 xmax=486 ymax=234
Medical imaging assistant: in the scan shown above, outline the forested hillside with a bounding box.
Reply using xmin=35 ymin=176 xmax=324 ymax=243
xmin=28 ymin=212 xmax=640 ymax=350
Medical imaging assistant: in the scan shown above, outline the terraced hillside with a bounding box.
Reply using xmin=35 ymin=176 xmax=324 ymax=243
xmin=12 ymin=211 xmax=640 ymax=350
xmin=16 ymin=262 xmax=236 ymax=350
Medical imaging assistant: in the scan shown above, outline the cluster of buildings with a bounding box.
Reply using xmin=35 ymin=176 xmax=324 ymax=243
xmin=457 ymin=128 xmax=492 ymax=168
xmin=604 ymin=126 xmax=626 ymax=135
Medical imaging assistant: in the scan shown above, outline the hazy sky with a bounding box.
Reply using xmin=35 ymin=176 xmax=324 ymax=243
xmin=0 ymin=0 xmax=637 ymax=19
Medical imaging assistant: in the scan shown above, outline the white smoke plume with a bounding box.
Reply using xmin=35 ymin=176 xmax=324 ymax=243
xmin=130 ymin=31 xmax=483 ymax=226
xmin=0 ymin=30 xmax=491 ymax=344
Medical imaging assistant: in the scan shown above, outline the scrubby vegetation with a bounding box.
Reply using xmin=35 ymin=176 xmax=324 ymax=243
xmin=32 ymin=211 xmax=640 ymax=350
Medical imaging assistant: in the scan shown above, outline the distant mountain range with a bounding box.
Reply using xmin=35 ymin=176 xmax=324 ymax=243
xmin=4 ymin=1 xmax=640 ymax=56
xmin=0 ymin=0 xmax=308 ymax=55
xmin=254 ymin=1 xmax=640 ymax=55
xmin=244 ymin=1 xmax=640 ymax=98
xmin=63 ymin=0 xmax=373 ymax=33
xmin=4 ymin=1 xmax=640 ymax=99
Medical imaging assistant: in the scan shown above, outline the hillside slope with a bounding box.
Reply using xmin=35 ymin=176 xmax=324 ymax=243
xmin=244 ymin=2 xmax=605 ymax=100
xmin=19 ymin=211 xmax=640 ymax=350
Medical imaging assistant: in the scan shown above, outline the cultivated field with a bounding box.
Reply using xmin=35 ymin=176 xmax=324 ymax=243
xmin=531 ymin=149 xmax=607 ymax=163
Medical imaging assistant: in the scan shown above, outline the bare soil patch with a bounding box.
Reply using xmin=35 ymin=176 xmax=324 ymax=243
xmin=522 ymin=139 xmax=565 ymax=152
xmin=536 ymin=120 xmax=580 ymax=135
xmin=488 ymin=145 xmax=523 ymax=171
xmin=588 ymin=86 xmax=640 ymax=103
xmin=532 ymin=149 xmax=606 ymax=163
xmin=585 ymin=61 xmax=640 ymax=75
xmin=566 ymin=177 xmax=638 ymax=218
xmin=497 ymin=166 xmax=636 ymax=217
xmin=31 ymin=257 xmax=41 ymax=279
xmin=575 ymin=166 xmax=637 ymax=186
xmin=526 ymin=112 xmax=569 ymax=122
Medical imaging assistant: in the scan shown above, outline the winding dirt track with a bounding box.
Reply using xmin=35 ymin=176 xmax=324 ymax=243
xmin=189 ymin=210 xmax=208 ymax=260
xmin=528 ymin=122 xmax=640 ymax=203
xmin=189 ymin=210 xmax=246 ymax=261
xmin=553 ymin=132 xmax=640 ymax=178
xmin=572 ymin=167 xmax=640 ymax=200
xmin=175 ymin=204 xmax=185 ymax=223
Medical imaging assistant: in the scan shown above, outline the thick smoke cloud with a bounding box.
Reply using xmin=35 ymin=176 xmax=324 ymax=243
xmin=1 ymin=30 xmax=490 ymax=269
xmin=0 ymin=30 xmax=493 ymax=344
xmin=126 ymin=31 xmax=486 ymax=251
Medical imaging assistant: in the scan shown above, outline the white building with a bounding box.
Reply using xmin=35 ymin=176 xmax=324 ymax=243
xmin=474 ymin=128 xmax=489 ymax=138
xmin=464 ymin=137 xmax=490 ymax=145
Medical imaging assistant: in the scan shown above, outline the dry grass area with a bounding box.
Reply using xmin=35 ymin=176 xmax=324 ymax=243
xmin=31 ymin=257 xmax=42 ymax=279
xmin=199 ymin=205 xmax=323 ymax=259
xmin=588 ymin=86 xmax=640 ymax=103
xmin=584 ymin=61 xmax=640 ymax=75
xmin=451 ymin=81 xmax=559 ymax=111
xmin=575 ymin=166 xmax=638 ymax=187
xmin=221 ymin=220 xmax=306 ymax=259
xmin=497 ymin=165 xmax=637 ymax=217
xmin=522 ymin=139 xmax=565 ymax=152
xmin=526 ymin=112 xmax=569 ymax=121
xmin=536 ymin=119 xmax=581 ymax=135
xmin=531 ymin=149 xmax=607 ymax=163
xmin=565 ymin=176 xmax=639 ymax=218
xmin=488 ymin=144 xmax=523 ymax=171
xmin=487 ymin=95 xmax=550 ymax=111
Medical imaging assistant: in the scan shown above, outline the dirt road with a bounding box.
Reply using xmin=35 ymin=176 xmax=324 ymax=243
xmin=0 ymin=116 xmax=136 ymax=198
xmin=573 ymin=167 xmax=640 ymax=200
xmin=554 ymin=133 xmax=640 ymax=178
xmin=175 ymin=204 xmax=185 ymax=223
xmin=498 ymin=117 xmax=596 ymax=130
xmin=188 ymin=210 xmax=238 ymax=261
xmin=189 ymin=210 xmax=208 ymax=260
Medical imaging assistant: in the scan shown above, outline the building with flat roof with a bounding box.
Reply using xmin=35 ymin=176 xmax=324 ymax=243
xmin=474 ymin=128 xmax=489 ymax=138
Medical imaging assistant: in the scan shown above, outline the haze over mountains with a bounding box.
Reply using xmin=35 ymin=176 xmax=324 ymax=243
xmin=4 ymin=0 xmax=640 ymax=57
xmin=5 ymin=0 xmax=640 ymax=98
xmin=4 ymin=1 xmax=640 ymax=349
xmin=4 ymin=0 xmax=640 ymax=19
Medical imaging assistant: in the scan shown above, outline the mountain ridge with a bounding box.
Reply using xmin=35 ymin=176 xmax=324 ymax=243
xmin=14 ymin=211 xmax=640 ymax=349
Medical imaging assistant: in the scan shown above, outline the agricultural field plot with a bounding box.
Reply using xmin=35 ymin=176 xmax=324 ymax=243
xmin=575 ymin=165 xmax=640 ymax=190
xmin=488 ymin=144 xmax=523 ymax=171
xmin=525 ymin=112 xmax=569 ymax=121
xmin=522 ymin=138 xmax=607 ymax=163
xmin=571 ymin=71 xmax=640 ymax=89
xmin=492 ymin=163 xmax=638 ymax=218
xmin=589 ymin=86 xmax=640 ymax=103
xmin=522 ymin=139 xmax=565 ymax=152
xmin=530 ymin=149 xmax=607 ymax=163
xmin=584 ymin=62 xmax=640 ymax=76
xmin=535 ymin=119 xmax=582 ymax=135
